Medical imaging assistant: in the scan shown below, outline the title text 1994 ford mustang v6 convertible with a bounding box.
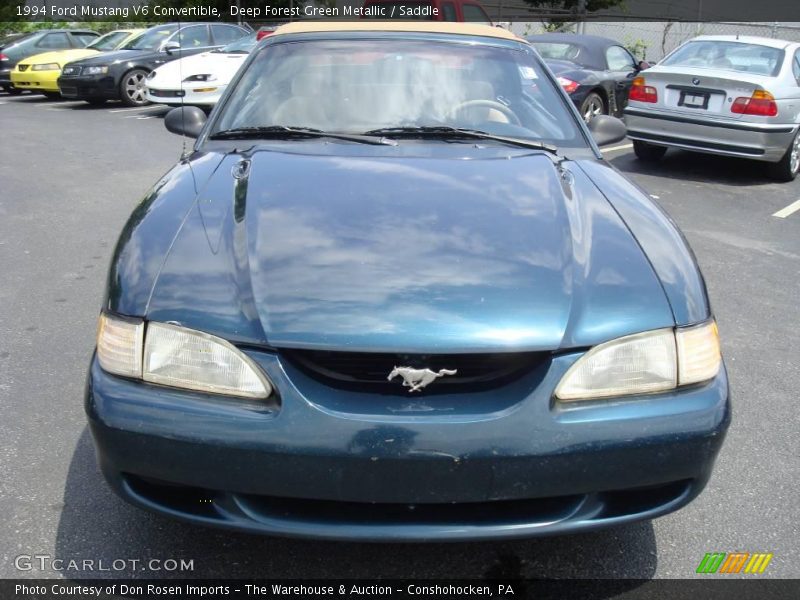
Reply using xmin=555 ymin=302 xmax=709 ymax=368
xmin=86 ymin=22 xmax=730 ymax=541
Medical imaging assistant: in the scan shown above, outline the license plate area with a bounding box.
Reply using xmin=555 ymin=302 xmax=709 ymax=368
xmin=679 ymin=91 xmax=709 ymax=109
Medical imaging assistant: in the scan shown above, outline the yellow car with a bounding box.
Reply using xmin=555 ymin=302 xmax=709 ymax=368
xmin=10 ymin=29 xmax=143 ymax=98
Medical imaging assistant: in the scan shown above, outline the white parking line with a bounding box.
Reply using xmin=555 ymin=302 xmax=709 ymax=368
xmin=44 ymin=102 xmax=90 ymax=110
xmin=108 ymin=105 xmax=163 ymax=113
xmin=601 ymin=143 xmax=634 ymax=154
xmin=772 ymin=199 xmax=800 ymax=219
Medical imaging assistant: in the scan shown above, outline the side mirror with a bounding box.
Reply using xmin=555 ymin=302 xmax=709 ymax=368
xmin=588 ymin=114 xmax=626 ymax=147
xmin=164 ymin=106 xmax=207 ymax=138
xmin=163 ymin=41 xmax=180 ymax=55
xmin=637 ymin=60 xmax=651 ymax=71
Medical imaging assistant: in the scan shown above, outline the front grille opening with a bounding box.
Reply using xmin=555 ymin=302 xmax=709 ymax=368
xmin=123 ymin=474 xmax=693 ymax=529
xmin=125 ymin=474 xmax=222 ymax=519
xmin=237 ymin=493 xmax=585 ymax=526
xmin=598 ymin=479 xmax=691 ymax=518
xmin=281 ymin=349 xmax=548 ymax=396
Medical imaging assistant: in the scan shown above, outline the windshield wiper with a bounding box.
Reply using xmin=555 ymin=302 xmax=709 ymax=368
xmin=209 ymin=125 xmax=397 ymax=146
xmin=362 ymin=126 xmax=558 ymax=154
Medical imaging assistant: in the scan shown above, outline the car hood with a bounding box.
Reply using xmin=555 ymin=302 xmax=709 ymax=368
xmin=18 ymin=48 xmax=98 ymax=66
xmin=69 ymin=48 xmax=150 ymax=66
xmin=149 ymin=51 xmax=247 ymax=86
xmin=146 ymin=149 xmax=675 ymax=352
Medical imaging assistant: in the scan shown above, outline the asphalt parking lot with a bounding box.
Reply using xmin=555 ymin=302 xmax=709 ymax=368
xmin=0 ymin=91 xmax=798 ymax=583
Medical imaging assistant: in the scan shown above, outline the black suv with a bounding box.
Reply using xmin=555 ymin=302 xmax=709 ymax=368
xmin=1 ymin=29 xmax=99 ymax=93
xmin=58 ymin=23 xmax=249 ymax=106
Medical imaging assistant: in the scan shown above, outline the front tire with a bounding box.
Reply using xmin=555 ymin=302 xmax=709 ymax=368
xmin=766 ymin=130 xmax=800 ymax=182
xmin=580 ymin=92 xmax=606 ymax=123
xmin=119 ymin=69 xmax=150 ymax=107
xmin=633 ymin=139 xmax=667 ymax=162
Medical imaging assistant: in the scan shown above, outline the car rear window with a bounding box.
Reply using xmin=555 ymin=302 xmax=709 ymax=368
xmin=662 ymin=41 xmax=785 ymax=76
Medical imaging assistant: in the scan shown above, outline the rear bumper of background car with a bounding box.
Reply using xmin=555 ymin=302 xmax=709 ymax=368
xmin=86 ymin=349 xmax=730 ymax=541
xmin=624 ymin=107 xmax=797 ymax=162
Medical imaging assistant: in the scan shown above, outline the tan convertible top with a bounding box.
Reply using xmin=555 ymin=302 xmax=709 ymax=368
xmin=271 ymin=21 xmax=521 ymax=41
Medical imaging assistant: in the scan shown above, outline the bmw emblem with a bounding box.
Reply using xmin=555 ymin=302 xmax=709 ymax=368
xmin=692 ymin=77 xmax=701 ymax=85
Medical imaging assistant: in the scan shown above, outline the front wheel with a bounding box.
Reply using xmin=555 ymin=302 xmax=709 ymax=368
xmin=119 ymin=69 xmax=150 ymax=107
xmin=580 ymin=92 xmax=606 ymax=123
xmin=633 ymin=139 xmax=667 ymax=162
xmin=766 ymin=130 xmax=800 ymax=182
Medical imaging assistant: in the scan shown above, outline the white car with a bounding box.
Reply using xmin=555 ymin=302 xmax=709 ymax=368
xmin=145 ymin=33 xmax=257 ymax=107
xmin=624 ymin=35 xmax=800 ymax=181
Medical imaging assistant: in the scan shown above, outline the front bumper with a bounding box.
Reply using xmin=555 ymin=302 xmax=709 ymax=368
xmin=57 ymin=74 xmax=118 ymax=100
xmin=624 ymin=106 xmax=797 ymax=162
xmin=146 ymin=84 xmax=225 ymax=106
xmin=86 ymin=350 xmax=730 ymax=541
xmin=10 ymin=68 xmax=60 ymax=92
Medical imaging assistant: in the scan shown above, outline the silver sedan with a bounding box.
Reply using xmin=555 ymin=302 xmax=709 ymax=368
xmin=623 ymin=35 xmax=800 ymax=181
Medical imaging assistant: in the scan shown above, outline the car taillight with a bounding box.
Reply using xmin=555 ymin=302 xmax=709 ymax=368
xmin=0 ymin=53 xmax=8 ymax=61
xmin=556 ymin=77 xmax=579 ymax=94
xmin=731 ymin=90 xmax=778 ymax=117
xmin=256 ymin=30 xmax=274 ymax=41
xmin=629 ymin=76 xmax=657 ymax=103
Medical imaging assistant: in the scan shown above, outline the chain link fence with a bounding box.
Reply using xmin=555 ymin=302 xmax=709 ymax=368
xmin=506 ymin=20 xmax=800 ymax=61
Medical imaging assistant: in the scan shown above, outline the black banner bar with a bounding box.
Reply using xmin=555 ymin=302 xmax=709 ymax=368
xmin=2 ymin=579 xmax=800 ymax=600
xmin=3 ymin=0 xmax=800 ymax=24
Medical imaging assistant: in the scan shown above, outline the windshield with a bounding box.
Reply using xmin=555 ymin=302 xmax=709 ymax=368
xmin=121 ymin=26 xmax=178 ymax=51
xmin=87 ymin=30 xmax=131 ymax=51
xmin=662 ymin=41 xmax=785 ymax=76
xmin=212 ymin=39 xmax=583 ymax=146
xmin=219 ymin=32 xmax=258 ymax=54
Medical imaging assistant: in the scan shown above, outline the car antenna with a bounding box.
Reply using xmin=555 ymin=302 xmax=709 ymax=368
xmin=178 ymin=16 xmax=189 ymax=160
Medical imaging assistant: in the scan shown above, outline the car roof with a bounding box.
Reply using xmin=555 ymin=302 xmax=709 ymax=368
xmin=271 ymin=21 xmax=520 ymax=41
xmin=689 ymin=35 xmax=795 ymax=49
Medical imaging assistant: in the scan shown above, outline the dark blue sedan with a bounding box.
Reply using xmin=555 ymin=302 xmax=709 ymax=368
xmin=86 ymin=22 xmax=730 ymax=541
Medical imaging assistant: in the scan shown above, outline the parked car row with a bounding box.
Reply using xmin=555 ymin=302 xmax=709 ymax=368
xmin=9 ymin=29 xmax=143 ymax=98
xmin=1 ymin=28 xmax=100 ymax=93
xmin=3 ymin=25 xmax=798 ymax=181
xmin=4 ymin=23 xmax=251 ymax=106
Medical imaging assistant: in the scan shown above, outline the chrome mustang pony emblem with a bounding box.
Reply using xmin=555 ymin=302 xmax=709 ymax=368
xmin=387 ymin=366 xmax=458 ymax=392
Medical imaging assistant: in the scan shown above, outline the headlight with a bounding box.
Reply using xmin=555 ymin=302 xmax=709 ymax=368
xmin=555 ymin=321 xmax=721 ymax=402
xmin=83 ymin=65 xmax=108 ymax=75
xmin=96 ymin=314 xmax=272 ymax=400
xmin=32 ymin=63 xmax=60 ymax=71
xmin=183 ymin=73 xmax=216 ymax=83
